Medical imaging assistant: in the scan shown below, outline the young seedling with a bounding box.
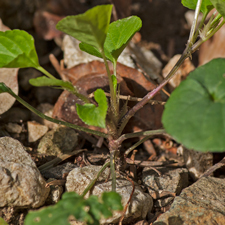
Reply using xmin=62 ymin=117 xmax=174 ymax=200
xmin=0 ymin=0 xmax=225 ymax=224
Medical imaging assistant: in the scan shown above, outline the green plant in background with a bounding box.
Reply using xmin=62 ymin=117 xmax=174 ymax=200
xmin=0 ymin=0 xmax=225 ymax=224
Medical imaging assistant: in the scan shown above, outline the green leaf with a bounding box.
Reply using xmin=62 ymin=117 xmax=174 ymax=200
xmin=0 ymin=217 xmax=9 ymax=225
xmin=79 ymin=16 xmax=142 ymax=62
xmin=86 ymin=195 xmax=112 ymax=220
xmin=0 ymin=30 xmax=39 ymax=68
xmin=104 ymin=16 xmax=142 ymax=61
xmin=210 ymin=0 xmax=225 ymax=18
xmin=102 ymin=192 xmax=123 ymax=211
xmin=162 ymin=58 xmax=225 ymax=152
xmin=79 ymin=42 xmax=114 ymax=62
xmin=24 ymin=191 xmax=122 ymax=225
xmin=76 ymin=89 xmax=108 ymax=128
xmin=181 ymin=0 xmax=214 ymax=16
xmin=29 ymin=76 xmax=75 ymax=92
xmin=24 ymin=192 xmax=94 ymax=225
xmin=56 ymin=5 xmax=112 ymax=50
xmin=0 ymin=82 xmax=10 ymax=93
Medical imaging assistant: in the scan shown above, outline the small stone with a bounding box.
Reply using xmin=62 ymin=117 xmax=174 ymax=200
xmin=0 ymin=137 xmax=49 ymax=208
xmin=5 ymin=123 xmax=22 ymax=133
xmin=45 ymin=178 xmax=63 ymax=204
xmin=37 ymin=126 xmax=78 ymax=156
xmin=153 ymin=177 xmax=225 ymax=225
xmin=162 ymin=54 xmax=195 ymax=91
xmin=27 ymin=121 xmax=48 ymax=142
xmin=142 ymin=167 xmax=189 ymax=195
xmin=31 ymin=103 xmax=58 ymax=129
xmin=66 ymin=165 xmax=153 ymax=224
xmin=142 ymin=167 xmax=189 ymax=208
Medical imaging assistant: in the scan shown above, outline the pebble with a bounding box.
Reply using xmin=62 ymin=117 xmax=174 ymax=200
xmin=0 ymin=137 xmax=49 ymax=208
xmin=37 ymin=126 xmax=78 ymax=156
xmin=27 ymin=121 xmax=48 ymax=142
xmin=142 ymin=167 xmax=189 ymax=208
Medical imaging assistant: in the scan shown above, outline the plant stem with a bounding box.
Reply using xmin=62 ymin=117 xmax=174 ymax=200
xmin=110 ymin=151 xmax=116 ymax=192
xmin=188 ymin=0 xmax=203 ymax=45
xmin=81 ymin=161 xmax=110 ymax=198
xmin=124 ymin=135 xmax=152 ymax=157
xmin=118 ymin=47 xmax=190 ymax=135
xmin=3 ymin=83 xmax=108 ymax=138
xmin=101 ymin=51 xmax=118 ymax=112
xmin=192 ymin=19 xmax=225 ymax=52
xmin=36 ymin=66 xmax=56 ymax=80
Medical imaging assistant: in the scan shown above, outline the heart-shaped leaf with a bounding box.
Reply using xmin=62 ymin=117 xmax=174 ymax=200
xmin=56 ymin=5 xmax=112 ymax=50
xmin=76 ymin=89 xmax=108 ymax=128
xmin=182 ymin=0 xmax=214 ymax=16
xmin=210 ymin=0 xmax=225 ymax=18
xmin=162 ymin=58 xmax=225 ymax=152
xmin=29 ymin=76 xmax=75 ymax=92
xmin=0 ymin=30 xmax=40 ymax=68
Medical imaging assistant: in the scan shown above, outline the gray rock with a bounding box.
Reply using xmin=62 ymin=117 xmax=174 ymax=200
xmin=5 ymin=123 xmax=22 ymax=134
xmin=182 ymin=147 xmax=213 ymax=180
xmin=37 ymin=126 xmax=78 ymax=156
xmin=66 ymin=165 xmax=153 ymax=224
xmin=142 ymin=167 xmax=189 ymax=195
xmin=153 ymin=177 xmax=225 ymax=225
xmin=45 ymin=178 xmax=64 ymax=204
xmin=142 ymin=167 xmax=189 ymax=207
xmin=0 ymin=137 xmax=49 ymax=208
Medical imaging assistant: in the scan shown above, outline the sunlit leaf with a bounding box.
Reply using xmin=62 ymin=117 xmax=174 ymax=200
xmin=104 ymin=16 xmax=142 ymax=61
xmin=181 ymin=0 xmax=214 ymax=16
xmin=76 ymin=89 xmax=108 ymax=128
xmin=56 ymin=5 xmax=112 ymax=50
xmin=0 ymin=30 xmax=40 ymax=68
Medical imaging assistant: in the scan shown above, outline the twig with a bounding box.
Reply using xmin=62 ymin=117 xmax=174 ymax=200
xmin=117 ymin=129 xmax=166 ymax=145
xmin=200 ymin=157 xmax=225 ymax=178
xmin=125 ymin=135 xmax=152 ymax=157
xmin=119 ymin=176 xmax=135 ymax=225
xmin=38 ymin=149 xmax=87 ymax=172
xmin=89 ymin=92 xmax=166 ymax=105
xmin=126 ymin=158 xmax=177 ymax=167
xmin=45 ymin=179 xmax=66 ymax=188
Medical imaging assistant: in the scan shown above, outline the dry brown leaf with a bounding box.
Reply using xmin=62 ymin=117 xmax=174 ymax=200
xmin=53 ymin=61 xmax=163 ymax=133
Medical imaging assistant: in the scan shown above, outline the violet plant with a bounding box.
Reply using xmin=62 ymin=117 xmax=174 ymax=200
xmin=0 ymin=0 xmax=225 ymax=224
